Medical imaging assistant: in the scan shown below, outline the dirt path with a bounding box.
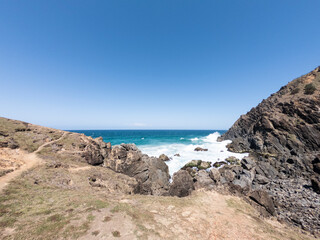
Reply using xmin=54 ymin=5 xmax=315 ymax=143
xmin=34 ymin=132 xmax=68 ymax=154
xmin=0 ymin=132 xmax=67 ymax=192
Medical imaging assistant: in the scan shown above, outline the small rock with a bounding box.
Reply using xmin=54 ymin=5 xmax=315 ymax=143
xmin=225 ymin=156 xmax=240 ymax=165
xmin=183 ymin=160 xmax=201 ymax=169
xmin=194 ymin=147 xmax=208 ymax=152
xmin=198 ymin=161 xmax=211 ymax=170
xmin=159 ymin=154 xmax=170 ymax=161
xmin=213 ymin=161 xmax=227 ymax=168
xmin=174 ymin=153 xmax=181 ymax=157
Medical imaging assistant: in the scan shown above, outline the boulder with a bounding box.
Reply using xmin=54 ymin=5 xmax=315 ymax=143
xmin=194 ymin=147 xmax=208 ymax=151
xmin=104 ymin=144 xmax=170 ymax=196
xmin=183 ymin=160 xmax=201 ymax=169
xmin=182 ymin=160 xmax=211 ymax=170
xmin=213 ymin=161 xmax=227 ymax=168
xmin=220 ymin=169 xmax=236 ymax=183
xmin=198 ymin=161 xmax=211 ymax=170
xmin=209 ymin=168 xmax=221 ymax=183
xmin=225 ymin=156 xmax=240 ymax=165
xmin=169 ymin=170 xmax=194 ymax=197
xmin=174 ymin=153 xmax=181 ymax=157
xmin=159 ymin=154 xmax=170 ymax=161
xmin=241 ymin=157 xmax=255 ymax=170
xmin=249 ymin=190 xmax=276 ymax=216
xmin=194 ymin=170 xmax=215 ymax=190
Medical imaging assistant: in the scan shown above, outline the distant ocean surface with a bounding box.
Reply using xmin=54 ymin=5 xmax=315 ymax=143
xmin=69 ymin=130 xmax=248 ymax=175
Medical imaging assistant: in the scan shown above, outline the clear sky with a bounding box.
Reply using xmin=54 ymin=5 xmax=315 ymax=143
xmin=1 ymin=0 xmax=319 ymax=130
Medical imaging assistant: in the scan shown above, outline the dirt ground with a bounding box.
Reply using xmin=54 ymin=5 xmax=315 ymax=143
xmin=0 ymin=148 xmax=316 ymax=240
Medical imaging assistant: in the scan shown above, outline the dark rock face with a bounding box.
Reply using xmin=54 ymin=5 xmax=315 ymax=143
xmin=169 ymin=170 xmax=194 ymax=197
xmin=249 ymin=190 xmax=275 ymax=216
xmin=218 ymin=66 xmax=320 ymax=236
xmin=104 ymin=143 xmax=170 ymax=196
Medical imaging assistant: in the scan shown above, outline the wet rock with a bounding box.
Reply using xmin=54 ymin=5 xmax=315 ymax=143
xmin=174 ymin=153 xmax=180 ymax=157
xmin=225 ymin=156 xmax=240 ymax=165
xmin=182 ymin=160 xmax=211 ymax=170
xmin=183 ymin=160 xmax=201 ymax=169
xmin=213 ymin=161 xmax=227 ymax=168
xmin=169 ymin=170 xmax=194 ymax=197
xmin=194 ymin=147 xmax=208 ymax=152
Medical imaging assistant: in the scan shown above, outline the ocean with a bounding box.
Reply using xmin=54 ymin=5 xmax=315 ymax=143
xmin=69 ymin=130 xmax=248 ymax=175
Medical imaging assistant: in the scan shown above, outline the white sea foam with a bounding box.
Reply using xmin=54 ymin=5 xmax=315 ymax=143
xmin=180 ymin=137 xmax=184 ymax=140
xmin=139 ymin=132 xmax=248 ymax=176
xmin=141 ymin=137 xmax=144 ymax=140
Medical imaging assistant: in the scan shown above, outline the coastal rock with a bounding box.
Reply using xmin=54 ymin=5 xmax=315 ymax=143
xmin=82 ymin=137 xmax=111 ymax=165
xmin=182 ymin=160 xmax=211 ymax=170
xmin=198 ymin=161 xmax=211 ymax=169
xmin=183 ymin=160 xmax=201 ymax=169
xmin=194 ymin=147 xmax=208 ymax=152
xmin=225 ymin=156 xmax=240 ymax=165
xmin=249 ymin=190 xmax=276 ymax=216
xmin=169 ymin=170 xmax=194 ymax=197
xmin=194 ymin=170 xmax=215 ymax=190
xmin=104 ymin=144 xmax=170 ymax=196
xmin=209 ymin=168 xmax=221 ymax=183
xmin=213 ymin=161 xmax=227 ymax=168
xmin=174 ymin=153 xmax=180 ymax=157
xmin=159 ymin=154 xmax=170 ymax=161
xmin=219 ymin=66 xmax=320 ymax=234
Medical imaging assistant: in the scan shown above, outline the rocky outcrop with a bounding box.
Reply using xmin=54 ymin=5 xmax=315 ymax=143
xmin=104 ymin=143 xmax=170 ymax=196
xmin=218 ymin=66 xmax=320 ymax=236
xmin=82 ymin=137 xmax=111 ymax=165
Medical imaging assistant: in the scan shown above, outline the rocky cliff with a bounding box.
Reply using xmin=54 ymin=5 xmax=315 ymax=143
xmin=0 ymin=117 xmax=170 ymax=196
xmin=218 ymin=66 xmax=320 ymax=235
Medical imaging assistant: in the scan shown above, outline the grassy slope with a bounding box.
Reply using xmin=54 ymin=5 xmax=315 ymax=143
xmin=0 ymin=117 xmax=317 ymax=239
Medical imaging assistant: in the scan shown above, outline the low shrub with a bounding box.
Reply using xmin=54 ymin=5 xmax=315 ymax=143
xmin=304 ymin=83 xmax=316 ymax=95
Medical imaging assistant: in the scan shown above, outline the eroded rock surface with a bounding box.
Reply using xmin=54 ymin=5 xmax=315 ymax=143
xmin=218 ymin=66 xmax=320 ymax=235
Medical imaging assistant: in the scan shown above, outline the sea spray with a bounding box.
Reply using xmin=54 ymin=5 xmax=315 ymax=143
xmin=139 ymin=132 xmax=248 ymax=176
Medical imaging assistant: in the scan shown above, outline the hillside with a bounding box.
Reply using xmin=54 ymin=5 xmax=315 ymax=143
xmin=0 ymin=117 xmax=316 ymax=239
xmin=220 ymin=66 xmax=320 ymax=235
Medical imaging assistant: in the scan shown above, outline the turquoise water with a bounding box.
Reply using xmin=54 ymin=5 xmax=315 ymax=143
xmin=69 ymin=129 xmax=248 ymax=175
xmin=69 ymin=130 xmax=226 ymax=147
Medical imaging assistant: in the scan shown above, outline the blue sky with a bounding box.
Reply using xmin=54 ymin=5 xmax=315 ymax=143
xmin=1 ymin=0 xmax=319 ymax=130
